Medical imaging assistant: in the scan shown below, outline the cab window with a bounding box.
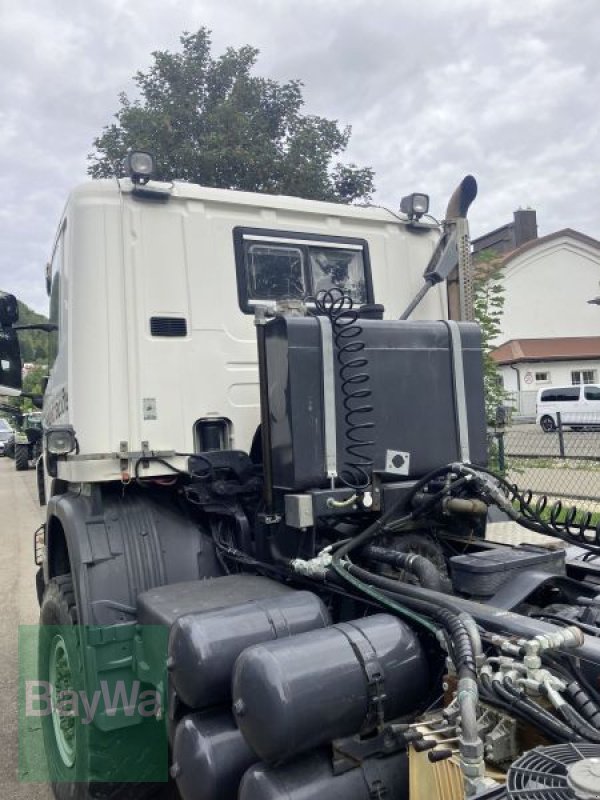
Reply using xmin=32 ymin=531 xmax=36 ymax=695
xmin=47 ymin=225 xmax=65 ymax=369
xmin=234 ymin=227 xmax=372 ymax=313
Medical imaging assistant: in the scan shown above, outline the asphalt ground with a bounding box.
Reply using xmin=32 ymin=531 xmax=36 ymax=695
xmin=503 ymin=422 xmax=600 ymax=457
xmin=0 ymin=457 xmax=52 ymax=799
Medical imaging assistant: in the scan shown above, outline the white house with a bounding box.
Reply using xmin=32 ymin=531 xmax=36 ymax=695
xmin=492 ymin=228 xmax=600 ymax=342
xmin=491 ymin=337 xmax=600 ymax=416
xmin=472 ymin=217 xmax=600 ymax=416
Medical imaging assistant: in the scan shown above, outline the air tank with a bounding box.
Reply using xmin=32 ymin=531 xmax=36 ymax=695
xmin=232 ymin=613 xmax=428 ymax=763
xmin=172 ymin=710 xmax=257 ymax=800
xmin=168 ymin=590 xmax=330 ymax=709
xmin=239 ymin=749 xmax=409 ymax=800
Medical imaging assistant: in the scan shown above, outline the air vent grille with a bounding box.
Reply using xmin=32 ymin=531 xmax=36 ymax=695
xmin=150 ymin=317 xmax=187 ymax=337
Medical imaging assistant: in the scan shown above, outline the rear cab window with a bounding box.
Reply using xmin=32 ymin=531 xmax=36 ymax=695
xmin=233 ymin=228 xmax=373 ymax=313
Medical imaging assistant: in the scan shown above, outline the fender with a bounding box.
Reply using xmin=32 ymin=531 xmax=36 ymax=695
xmin=45 ymin=485 xmax=223 ymax=626
xmin=43 ymin=484 xmax=223 ymax=732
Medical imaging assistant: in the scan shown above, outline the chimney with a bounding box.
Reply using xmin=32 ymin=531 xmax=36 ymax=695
xmin=513 ymin=209 xmax=537 ymax=247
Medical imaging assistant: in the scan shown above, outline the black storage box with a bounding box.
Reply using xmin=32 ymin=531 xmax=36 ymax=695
xmin=264 ymin=317 xmax=487 ymax=491
xmin=450 ymin=545 xmax=566 ymax=598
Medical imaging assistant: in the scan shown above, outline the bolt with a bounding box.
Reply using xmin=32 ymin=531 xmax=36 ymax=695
xmin=233 ymin=699 xmax=246 ymax=717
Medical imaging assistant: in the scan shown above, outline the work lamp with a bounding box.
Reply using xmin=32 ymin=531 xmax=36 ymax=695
xmin=46 ymin=426 xmax=77 ymax=456
xmin=400 ymin=193 xmax=430 ymax=221
xmin=124 ymin=151 xmax=156 ymax=185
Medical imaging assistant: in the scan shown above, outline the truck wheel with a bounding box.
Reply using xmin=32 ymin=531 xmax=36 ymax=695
xmin=39 ymin=577 xmax=167 ymax=800
xmin=15 ymin=444 xmax=29 ymax=470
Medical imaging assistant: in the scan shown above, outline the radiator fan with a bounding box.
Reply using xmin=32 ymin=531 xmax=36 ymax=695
xmin=507 ymin=744 xmax=600 ymax=800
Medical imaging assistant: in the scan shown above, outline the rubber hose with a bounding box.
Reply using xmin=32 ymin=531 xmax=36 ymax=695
xmin=565 ymin=681 xmax=600 ymax=729
xmin=554 ymin=702 xmax=600 ymax=743
xmin=490 ymin=679 xmax=578 ymax=743
xmin=479 ymin=676 xmax=573 ymax=743
xmin=495 ymin=679 xmax=581 ymax=743
xmin=363 ymin=545 xmax=443 ymax=592
xmin=344 ymin=564 xmax=477 ymax=677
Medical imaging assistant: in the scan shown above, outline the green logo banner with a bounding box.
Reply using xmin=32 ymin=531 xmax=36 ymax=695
xmin=19 ymin=624 xmax=169 ymax=783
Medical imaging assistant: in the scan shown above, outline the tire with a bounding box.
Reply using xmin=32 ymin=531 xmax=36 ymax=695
xmin=540 ymin=415 xmax=556 ymax=433
xmin=15 ymin=443 xmax=29 ymax=470
xmin=39 ymin=577 xmax=168 ymax=800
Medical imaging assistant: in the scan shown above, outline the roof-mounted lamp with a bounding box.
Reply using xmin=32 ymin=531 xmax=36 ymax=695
xmin=400 ymin=192 xmax=430 ymax=221
xmin=124 ymin=151 xmax=156 ymax=185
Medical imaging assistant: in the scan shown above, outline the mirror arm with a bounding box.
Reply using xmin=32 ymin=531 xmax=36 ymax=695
xmin=13 ymin=323 xmax=58 ymax=333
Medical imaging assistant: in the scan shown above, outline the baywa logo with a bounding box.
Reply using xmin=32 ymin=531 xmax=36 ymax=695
xmin=19 ymin=624 xmax=169 ymax=783
xmin=26 ymin=680 xmax=162 ymax=726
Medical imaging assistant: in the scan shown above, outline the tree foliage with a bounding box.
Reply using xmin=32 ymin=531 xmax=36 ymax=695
xmin=88 ymin=29 xmax=375 ymax=203
xmin=473 ymin=252 xmax=506 ymax=424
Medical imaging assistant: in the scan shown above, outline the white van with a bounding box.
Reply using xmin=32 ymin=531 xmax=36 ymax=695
xmin=536 ymin=384 xmax=600 ymax=431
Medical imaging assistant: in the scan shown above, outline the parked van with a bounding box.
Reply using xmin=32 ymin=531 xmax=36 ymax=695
xmin=536 ymin=384 xmax=600 ymax=431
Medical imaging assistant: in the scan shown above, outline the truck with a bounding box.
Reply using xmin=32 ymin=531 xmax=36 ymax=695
xmin=1 ymin=157 xmax=600 ymax=800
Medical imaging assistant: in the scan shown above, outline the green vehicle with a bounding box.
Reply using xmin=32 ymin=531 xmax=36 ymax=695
xmin=13 ymin=411 xmax=43 ymax=471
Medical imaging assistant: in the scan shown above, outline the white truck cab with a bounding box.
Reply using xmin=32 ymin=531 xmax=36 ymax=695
xmin=43 ymin=178 xmax=447 ymax=485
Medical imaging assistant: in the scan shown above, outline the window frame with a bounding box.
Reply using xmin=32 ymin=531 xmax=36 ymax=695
xmin=47 ymin=221 xmax=66 ymax=370
xmin=571 ymin=369 xmax=597 ymax=385
xmin=535 ymin=371 xmax=550 ymax=383
xmin=233 ymin=227 xmax=374 ymax=314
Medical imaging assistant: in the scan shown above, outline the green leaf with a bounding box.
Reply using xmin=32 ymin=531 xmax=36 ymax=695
xmin=88 ymin=28 xmax=374 ymax=204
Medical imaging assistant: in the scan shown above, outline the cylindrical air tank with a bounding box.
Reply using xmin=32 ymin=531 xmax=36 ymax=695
xmin=168 ymin=590 xmax=330 ymax=709
xmin=232 ymin=613 xmax=428 ymax=763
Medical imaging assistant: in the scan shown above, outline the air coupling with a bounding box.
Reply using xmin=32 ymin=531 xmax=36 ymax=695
xmin=232 ymin=613 xmax=428 ymax=763
xmin=239 ymin=748 xmax=408 ymax=800
xmin=168 ymin=590 xmax=330 ymax=709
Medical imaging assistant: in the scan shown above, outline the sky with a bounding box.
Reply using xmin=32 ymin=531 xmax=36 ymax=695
xmin=1 ymin=0 xmax=599 ymax=313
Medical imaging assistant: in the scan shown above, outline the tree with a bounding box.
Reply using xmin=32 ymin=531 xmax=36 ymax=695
xmin=88 ymin=29 xmax=374 ymax=204
xmin=473 ymin=252 xmax=506 ymax=424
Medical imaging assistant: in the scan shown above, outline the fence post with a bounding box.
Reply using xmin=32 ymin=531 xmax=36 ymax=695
xmin=496 ymin=430 xmax=506 ymax=473
xmin=557 ymin=411 xmax=566 ymax=458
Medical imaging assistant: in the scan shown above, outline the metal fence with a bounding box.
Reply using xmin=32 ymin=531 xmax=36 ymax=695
xmin=491 ymin=412 xmax=600 ymax=513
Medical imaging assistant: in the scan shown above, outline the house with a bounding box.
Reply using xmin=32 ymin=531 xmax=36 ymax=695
xmin=472 ymin=211 xmax=600 ymax=415
xmin=490 ymin=337 xmax=600 ymax=416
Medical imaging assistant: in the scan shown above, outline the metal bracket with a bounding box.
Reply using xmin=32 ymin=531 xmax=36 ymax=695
xmin=338 ymin=623 xmax=386 ymax=735
xmin=443 ymin=321 xmax=471 ymax=463
xmin=362 ymin=759 xmax=391 ymax=799
xmin=119 ymin=440 xmax=129 ymax=479
xmin=332 ymin=725 xmax=407 ymax=775
xmin=316 ymin=315 xmax=338 ymax=483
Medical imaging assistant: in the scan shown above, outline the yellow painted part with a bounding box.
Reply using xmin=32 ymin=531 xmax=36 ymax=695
xmin=409 ymin=747 xmax=464 ymax=800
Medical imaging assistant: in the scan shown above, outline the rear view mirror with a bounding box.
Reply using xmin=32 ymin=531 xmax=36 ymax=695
xmin=0 ymin=291 xmax=19 ymax=326
xmin=0 ymin=327 xmax=22 ymax=396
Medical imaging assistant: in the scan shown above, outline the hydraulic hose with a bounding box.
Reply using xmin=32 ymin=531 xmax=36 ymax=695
xmin=335 ymin=560 xmax=485 ymax=791
xmin=363 ymin=545 xmax=443 ymax=592
xmin=565 ymin=680 xmax=600 ymax=728
xmin=480 ymin=675 xmax=576 ymax=743
xmin=542 ymin=682 xmax=600 ymax=744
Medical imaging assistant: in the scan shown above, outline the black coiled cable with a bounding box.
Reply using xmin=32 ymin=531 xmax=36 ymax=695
xmin=311 ymin=288 xmax=375 ymax=490
xmin=475 ymin=465 xmax=600 ymax=555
